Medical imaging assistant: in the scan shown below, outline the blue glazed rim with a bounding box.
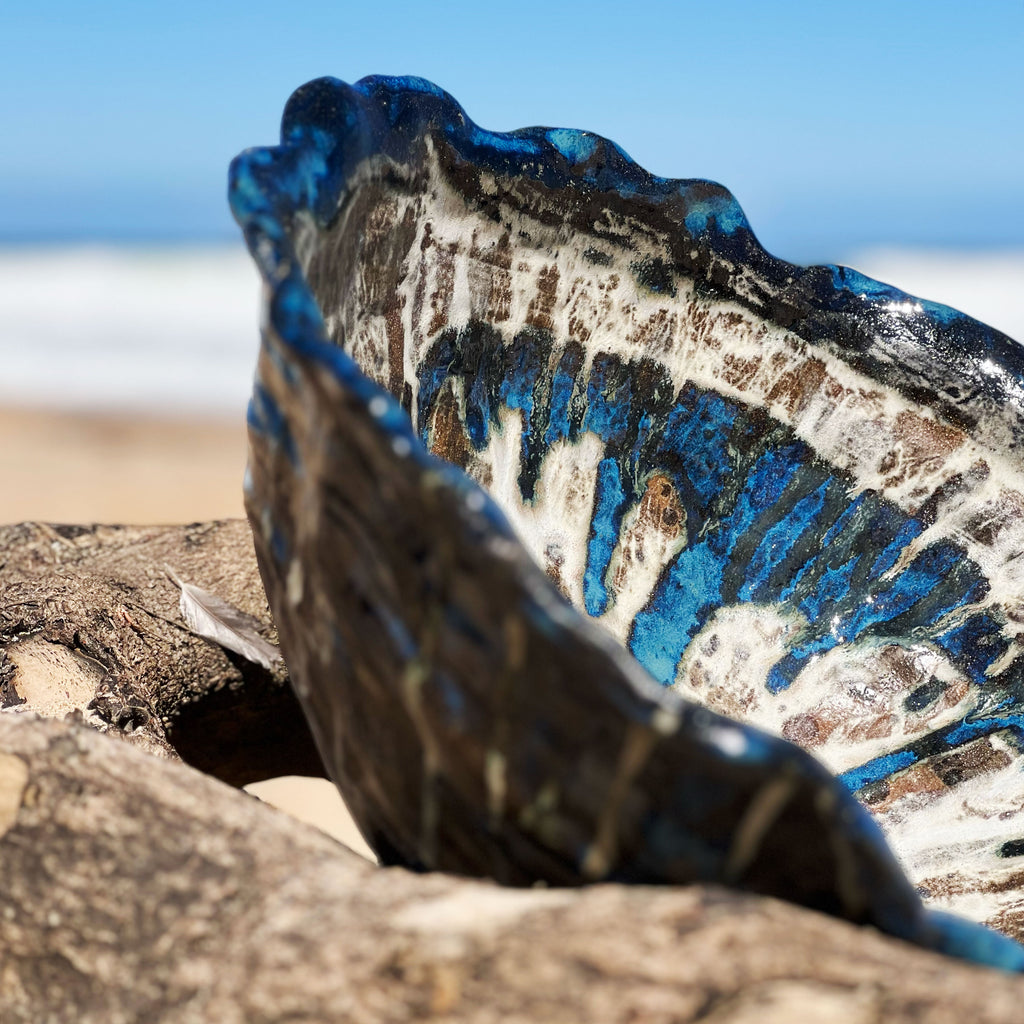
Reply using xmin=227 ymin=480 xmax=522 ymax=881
xmin=229 ymin=74 xmax=1024 ymax=437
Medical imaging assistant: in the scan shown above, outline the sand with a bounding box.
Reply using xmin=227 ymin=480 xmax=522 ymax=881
xmin=0 ymin=403 xmax=372 ymax=858
xmin=0 ymin=406 xmax=248 ymax=524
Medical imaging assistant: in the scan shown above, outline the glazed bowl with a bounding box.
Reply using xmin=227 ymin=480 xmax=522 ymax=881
xmin=231 ymin=76 xmax=1024 ymax=961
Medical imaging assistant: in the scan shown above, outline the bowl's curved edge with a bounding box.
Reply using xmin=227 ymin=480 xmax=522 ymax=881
xmin=229 ymin=74 xmax=1024 ymax=428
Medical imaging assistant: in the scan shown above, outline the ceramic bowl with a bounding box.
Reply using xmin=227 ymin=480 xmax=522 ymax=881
xmin=231 ymin=76 xmax=1024 ymax=966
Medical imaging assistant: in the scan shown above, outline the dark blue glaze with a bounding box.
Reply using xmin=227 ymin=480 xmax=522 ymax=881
xmin=407 ymin=317 xmax=1013 ymax=719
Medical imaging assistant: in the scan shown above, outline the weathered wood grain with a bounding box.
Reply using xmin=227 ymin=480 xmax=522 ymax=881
xmin=0 ymin=519 xmax=323 ymax=784
xmin=2 ymin=711 xmax=1024 ymax=1023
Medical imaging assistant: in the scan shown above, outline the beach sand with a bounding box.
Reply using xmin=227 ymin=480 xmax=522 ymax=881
xmin=0 ymin=405 xmax=248 ymax=524
xmin=0 ymin=404 xmax=373 ymax=859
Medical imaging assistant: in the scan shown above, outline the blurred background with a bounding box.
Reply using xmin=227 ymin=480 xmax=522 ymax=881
xmin=2 ymin=0 xmax=1022 ymax=523
xmin=1 ymin=0 xmax=1020 ymax=840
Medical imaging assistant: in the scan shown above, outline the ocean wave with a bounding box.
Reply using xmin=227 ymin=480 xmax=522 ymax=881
xmin=0 ymin=245 xmax=258 ymax=414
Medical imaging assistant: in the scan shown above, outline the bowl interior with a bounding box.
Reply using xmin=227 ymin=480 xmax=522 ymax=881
xmin=251 ymin=81 xmax=1024 ymax=934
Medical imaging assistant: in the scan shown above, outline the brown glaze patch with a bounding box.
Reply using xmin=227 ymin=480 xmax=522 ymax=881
xmin=428 ymin=383 xmax=472 ymax=470
xmin=915 ymin=863 xmax=1024 ymax=929
xmin=783 ymin=703 xmax=894 ymax=754
xmin=349 ymin=330 xmax=387 ymax=386
xmin=764 ymin=357 xmax=828 ymax=417
xmin=859 ymin=762 xmax=947 ymax=813
xmin=631 ymin=308 xmax=675 ymax=354
xmin=985 ymin=903 xmax=1024 ymax=943
xmin=930 ymin=734 xmax=1013 ymax=788
xmin=417 ymin=222 xmax=458 ymax=337
xmin=469 ymin=228 xmax=513 ymax=270
xmin=962 ymin=490 xmax=1024 ymax=548
xmin=360 ymin=200 xmax=402 ymax=300
xmin=639 ymin=474 xmax=685 ymax=536
xmin=306 ymin=186 xmax=418 ymax=360
xmin=822 ymin=375 xmax=851 ymax=403
xmin=721 ymin=353 xmax=763 ymax=391
xmin=782 ymin=712 xmax=832 ymax=748
xmin=525 ymin=264 xmax=560 ymax=332
xmin=411 ymin=218 xmax=436 ymax=334
xmin=781 ymin=647 xmax=974 ymax=760
xmin=688 ymin=661 xmax=710 ymax=690
xmin=348 ymin=199 xmax=421 ymax=398
xmin=469 ymin=229 xmax=513 ymax=323
xmin=567 ymin=316 xmax=592 ymax=344
xmin=689 ymin=304 xmax=720 ymax=352
xmin=716 ymin=311 xmax=747 ymax=332
xmin=864 ymin=647 xmax=970 ymax=739
xmin=563 ymin=276 xmax=594 ymax=344
xmin=878 ymin=411 xmax=965 ymax=489
xmin=610 ymin=475 xmax=685 ymax=595
xmin=428 ymin=244 xmax=458 ymax=337
xmin=487 ymin=269 xmax=512 ymax=323
xmin=844 ymin=713 xmax=899 ymax=744
xmin=594 ymin=274 xmax=619 ymax=321
xmin=385 ymin=300 xmax=407 ymax=399
xmin=702 ymin=682 xmax=762 ymax=721
xmin=876 ymin=644 xmax=929 ymax=689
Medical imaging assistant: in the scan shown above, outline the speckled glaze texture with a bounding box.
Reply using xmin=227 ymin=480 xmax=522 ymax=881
xmin=230 ymin=75 xmax=1024 ymax=969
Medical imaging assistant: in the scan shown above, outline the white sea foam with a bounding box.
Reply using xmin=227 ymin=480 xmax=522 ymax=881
xmin=0 ymin=245 xmax=260 ymax=415
xmin=0 ymin=245 xmax=1019 ymax=415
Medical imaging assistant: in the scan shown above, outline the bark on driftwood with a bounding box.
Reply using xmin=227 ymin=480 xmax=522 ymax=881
xmin=3 ymin=712 xmax=1024 ymax=1024
xmin=0 ymin=520 xmax=324 ymax=784
xmin=1 ymin=519 xmax=1023 ymax=1021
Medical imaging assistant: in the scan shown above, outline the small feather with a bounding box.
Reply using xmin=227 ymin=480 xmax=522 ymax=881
xmin=166 ymin=566 xmax=282 ymax=670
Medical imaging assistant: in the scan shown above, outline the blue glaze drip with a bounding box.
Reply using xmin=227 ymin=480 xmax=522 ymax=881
xmin=582 ymin=354 xmax=633 ymax=444
xmin=934 ymin=612 xmax=1006 ymax=684
xmin=868 ymin=517 xmax=924 ymax=579
xmin=770 ymin=542 xmax=984 ymax=694
xmin=943 ymin=716 xmax=1024 ymax=748
xmin=543 ymin=357 xmax=579 ymax=446
xmin=584 ymin=458 xmax=628 ymax=616
xmin=739 ymin=480 xmax=830 ymax=602
xmin=631 ymin=544 xmax=727 ymax=683
xmin=653 ymin=387 xmax=739 ymax=514
xmin=839 ymin=749 xmax=920 ymax=792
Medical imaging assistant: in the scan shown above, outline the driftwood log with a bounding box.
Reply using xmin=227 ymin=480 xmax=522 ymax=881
xmin=1 ymin=519 xmax=1023 ymax=1021
xmin=0 ymin=520 xmax=324 ymax=784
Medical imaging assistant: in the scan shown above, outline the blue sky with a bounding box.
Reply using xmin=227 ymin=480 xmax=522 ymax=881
xmin=3 ymin=0 xmax=1022 ymax=262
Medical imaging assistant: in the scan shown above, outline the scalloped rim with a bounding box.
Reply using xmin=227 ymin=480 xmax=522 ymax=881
xmin=230 ymin=74 xmax=1021 ymax=383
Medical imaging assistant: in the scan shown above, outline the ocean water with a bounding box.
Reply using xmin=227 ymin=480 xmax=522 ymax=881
xmin=0 ymin=244 xmax=1020 ymax=416
xmin=0 ymin=245 xmax=259 ymax=416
